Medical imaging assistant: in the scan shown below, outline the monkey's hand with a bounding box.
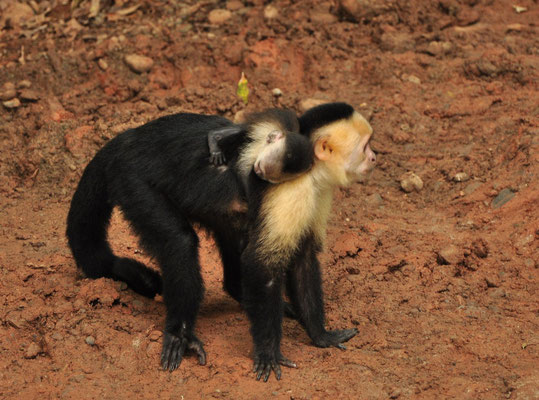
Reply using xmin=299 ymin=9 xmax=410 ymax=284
xmin=161 ymin=330 xmax=207 ymax=372
xmin=312 ymin=328 xmax=358 ymax=350
xmin=253 ymin=352 xmax=297 ymax=382
xmin=209 ymin=151 xmax=226 ymax=166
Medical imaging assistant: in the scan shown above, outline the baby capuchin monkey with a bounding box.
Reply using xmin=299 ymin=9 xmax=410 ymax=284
xmin=208 ymin=109 xmax=314 ymax=183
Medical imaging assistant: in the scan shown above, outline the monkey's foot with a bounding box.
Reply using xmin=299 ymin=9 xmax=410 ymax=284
xmin=312 ymin=328 xmax=358 ymax=350
xmin=161 ymin=331 xmax=207 ymax=372
xmin=253 ymin=352 xmax=297 ymax=382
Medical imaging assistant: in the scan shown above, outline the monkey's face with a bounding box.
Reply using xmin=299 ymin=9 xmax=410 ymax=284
xmin=313 ymin=112 xmax=376 ymax=186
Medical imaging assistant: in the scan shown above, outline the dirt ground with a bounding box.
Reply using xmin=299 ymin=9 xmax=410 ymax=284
xmin=0 ymin=0 xmax=538 ymax=398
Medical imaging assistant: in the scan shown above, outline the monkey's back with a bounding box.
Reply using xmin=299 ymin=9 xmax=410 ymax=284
xmin=98 ymin=113 xmax=246 ymax=224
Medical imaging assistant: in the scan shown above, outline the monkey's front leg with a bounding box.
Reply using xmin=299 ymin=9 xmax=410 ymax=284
xmin=241 ymin=258 xmax=297 ymax=381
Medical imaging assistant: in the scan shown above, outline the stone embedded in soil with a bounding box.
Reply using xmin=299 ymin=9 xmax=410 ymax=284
xmin=149 ymin=330 xmax=162 ymax=341
xmin=338 ymin=0 xmax=393 ymax=22
xmin=365 ymin=193 xmax=383 ymax=207
xmin=124 ymin=54 xmax=154 ymax=73
xmin=24 ymin=342 xmax=42 ymax=359
xmin=310 ymin=11 xmax=337 ymax=24
xmin=19 ymin=89 xmax=39 ymax=102
xmin=264 ymin=5 xmax=279 ymax=19
xmin=491 ymin=188 xmax=515 ymax=209
xmin=453 ymin=172 xmax=470 ymax=182
xmin=437 ymin=245 xmax=461 ymax=265
xmin=0 ymin=82 xmax=17 ymax=100
xmin=2 ymin=98 xmax=21 ymax=109
xmin=208 ymin=9 xmax=232 ymax=25
xmin=379 ymin=32 xmax=414 ymax=53
xmin=78 ymin=278 xmax=120 ymax=307
xmin=18 ymin=80 xmax=31 ymax=89
xmin=85 ymin=336 xmax=96 ymax=346
xmin=332 ymin=232 xmax=362 ymax=258
xmin=226 ymin=0 xmax=243 ymax=11
xmin=400 ymin=172 xmax=423 ymax=193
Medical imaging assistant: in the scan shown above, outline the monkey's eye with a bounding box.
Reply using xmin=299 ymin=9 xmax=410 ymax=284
xmin=286 ymin=152 xmax=293 ymax=159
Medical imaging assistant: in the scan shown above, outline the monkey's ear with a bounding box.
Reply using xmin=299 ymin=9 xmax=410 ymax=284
xmin=314 ymin=137 xmax=333 ymax=161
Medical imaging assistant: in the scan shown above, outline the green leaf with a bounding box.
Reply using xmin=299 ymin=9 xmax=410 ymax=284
xmin=237 ymin=72 xmax=249 ymax=105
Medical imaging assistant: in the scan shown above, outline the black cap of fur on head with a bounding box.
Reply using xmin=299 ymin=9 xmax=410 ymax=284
xmin=299 ymin=102 xmax=355 ymax=136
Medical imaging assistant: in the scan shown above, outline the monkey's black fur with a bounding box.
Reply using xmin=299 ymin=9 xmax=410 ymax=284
xmin=66 ymin=105 xmax=357 ymax=381
xmin=299 ymin=102 xmax=354 ymax=135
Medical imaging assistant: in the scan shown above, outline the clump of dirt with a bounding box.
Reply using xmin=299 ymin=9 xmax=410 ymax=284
xmin=0 ymin=0 xmax=537 ymax=398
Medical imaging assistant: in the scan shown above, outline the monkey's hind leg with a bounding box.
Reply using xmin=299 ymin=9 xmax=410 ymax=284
xmin=119 ymin=183 xmax=207 ymax=372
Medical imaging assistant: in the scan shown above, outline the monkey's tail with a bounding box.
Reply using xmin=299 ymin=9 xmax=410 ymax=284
xmin=66 ymin=154 xmax=162 ymax=298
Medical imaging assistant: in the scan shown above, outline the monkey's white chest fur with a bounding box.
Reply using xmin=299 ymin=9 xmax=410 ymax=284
xmin=256 ymin=174 xmax=332 ymax=264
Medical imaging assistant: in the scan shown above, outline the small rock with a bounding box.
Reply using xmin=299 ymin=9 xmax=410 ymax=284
xmin=208 ymin=9 xmax=232 ymax=25
xmin=299 ymin=98 xmax=327 ymax=112
xmin=400 ymin=172 xmax=423 ymax=193
xmin=476 ymin=59 xmax=498 ymax=77
xmin=332 ymin=232 xmax=362 ymax=258
xmin=272 ymin=88 xmax=282 ymax=97
xmin=19 ymin=89 xmax=39 ymax=102
xmin=453 ymin=172 xmax=469 ymax=182
xmin=365 ymin=193 xmax=383 ymax=207
xmin=491 ymin=188 xmax=515 ymax=209
xmin=0 ymin=82 xmax=16 ymax=100
xmin=85 ymin=336 xmax=96 ymax=346
xmin=488 ymin=288 xmax=506 ymax=298
xmin=338 ymin=0 xmax=392 ymax=22
xmin=3 ymin=98 xmax=21 ymax=109
xmin=524 ymin=258 xmax=535 ymax=268
xmin=426 ymin=41 xmax=444 ymax=56
xmin=437 ymin=245 xmax=461 ymax=265
xmin=97 ymin=58 xmax=108 ymax=70
xmin=310 ymin=11 xmax=337 ymax=24
xmin=149 ymin=330 xmax=162 ymax=342
xmin=471 ymin=239 xmax=488 ymax=258
xmin=24 ymin=342 xmax=42 ymax=359
xmin=379 ymin=32 xmax=414 ymax=53
xmin=407 ymin=75 xmax=421 ymax=85
xmin=124 ymin=54 xmax=154 ymax=73
xmin=226 ymin=0 xmax=243 ymax=11
xmin=264 ymin=5 xmax=279 ymax=19
xmin=18 ymin=80 xmax=32 ymax=89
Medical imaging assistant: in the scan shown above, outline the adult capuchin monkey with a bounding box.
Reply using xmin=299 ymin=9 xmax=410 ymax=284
xmin=207 ymin=102 xmax=376 ymax=381
xmin=66 ymin=102 xmax=376 ymax=382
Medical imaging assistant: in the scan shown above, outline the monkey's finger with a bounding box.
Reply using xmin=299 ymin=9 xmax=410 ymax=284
xmin=272 ymin=362 xmax=282 ymax=380
xmin=168 ymin=338 xmax=187 ymax=372
xmin=263 ymin=364 xmax=272 ymax=382
xmin=256 ymin=365 xmax=264 ymax=381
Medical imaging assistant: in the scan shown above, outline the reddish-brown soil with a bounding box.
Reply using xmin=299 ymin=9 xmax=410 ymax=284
xmin=1 ymin=0 xmax=537 ymax=399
